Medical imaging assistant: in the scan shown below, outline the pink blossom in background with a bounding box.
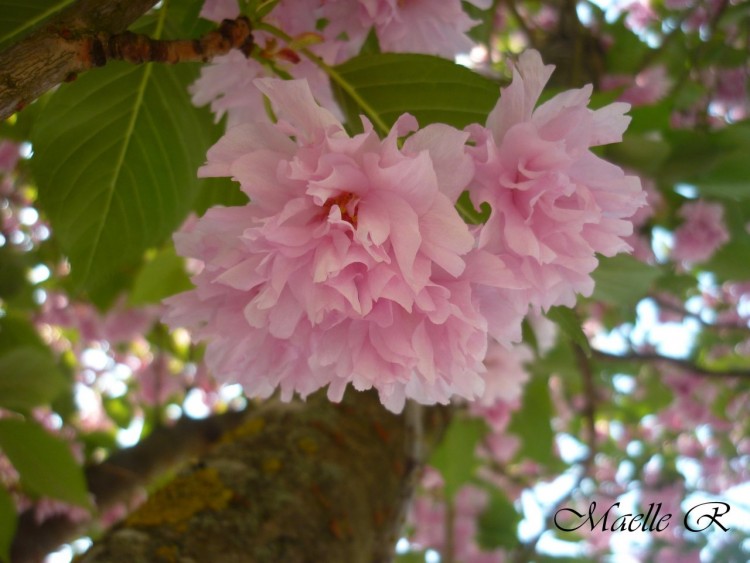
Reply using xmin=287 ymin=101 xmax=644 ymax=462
xmin=411 ymin=483 xmax=505 ymax=562
xmin=165 ymin=78 xmax=527 ymax=412
xmin=0 ymin=140 xmax=20 ymax=173
xmin=467 ymin=50 xmax=645 ymax=310
xmin=623 ymin=0 xmax=658 ymax=31
xmin=199 ymin=0 xmax=239 ymax=21
xmin=321 ymin=0 xmax=491 ymax=59
xmin=134 ymin=354 xmax=187 ymax=406
xmin=618 ymin=65 xmax=671 ymax=107
xmin=191 ymin=0 xmax=343 ymax=126
xmin=38 ymin=293 xmax=159 ymax=346
xmin=671 ymin=200 xmax=729 ymax=263
xmin=601 ymin=66 xmax=672 ymax=107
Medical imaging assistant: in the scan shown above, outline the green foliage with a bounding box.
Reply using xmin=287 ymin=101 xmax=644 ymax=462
xmin=30 ymin=59 xmax=217 ymax=297
xmin=129 ymin=246 xmax=193 ymax=305
xmin=0 ymin=347 xmax=67 ymax=412
xmin=662 ymin=124 xmax=750 ymax=200
xmin=0 ymin=485 xmax=15 ymax=563
xmin=477 ymin=488 xmax=521 ymax=550
xmin=546 ymin=307 xmax=591 ymax=358
xmin=0 ymin=419 xmax=90 ymax=507
xmin=508 ymin=374 xmax=557 ymax=467
xmin=333 ymin=53 xmax=499 ymax=132
xmin=429 ymin=416 xmax=487 ymax=498
xmin=0 ymin=315 xmax=48 ymax=356
xmin=0 ymin=0 xmax=74 ymax=51
xmin=591 ymin=255 xmax=662 ymax=308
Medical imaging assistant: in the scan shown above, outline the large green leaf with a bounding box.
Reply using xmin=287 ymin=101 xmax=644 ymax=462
xmin=31 ymin=59 xmax=214 ymax=293
xmin=429 ymin=416 xmax=487 ymax=498
xmin=129 ymin=246 xmax=193 ymax=306
xmin=0 ymin=347 xmax=68 ymax=412
xmin=704 ymin=239 xmax=750 ymax=281
xmin=546 ymin=306 xmax=591 ymax=358
xmin=477 ymin=488 xmax=521 ymax=550
xmin=591 ymin=254 xmax=661 ymax=308
xmin=0 ymin=0 xmax=74 ymax=51
xmin=0 ymin=485 xmax=15 ymax=563
xmin=508 ymin=375 xmax=557 ymax=467
xmin=333 ymin=53 xmax=500 ymax=131
xmin=0 ymin=314 xmax=47 ymax=356
xmin=0 ymin=418 xmax=90 ymax=507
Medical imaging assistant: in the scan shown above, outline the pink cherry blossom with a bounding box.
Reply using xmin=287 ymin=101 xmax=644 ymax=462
xmin=411 ymin=483 xmax=505 ymax=563
xmin=191 ymin=0 xmax=342 ymax=126
xmin=199 ymin=0 xmax=239 ymax=22
xmin=0 ymin=140 xmax=20 ymax=173
xmin=671 ymin=200 xmax=729 ymax=263
xmin=165 ymin=78 xmax=523 ymax=412
xmin=477 ymin=342 xmax=532 ymax=406
xmin=467 ymin=50 xmax=645 ymax=310
xmin=606 ymin=65 xmax=671 ymax=107
xmin=321 ymin=0 xmax=491 ymax=58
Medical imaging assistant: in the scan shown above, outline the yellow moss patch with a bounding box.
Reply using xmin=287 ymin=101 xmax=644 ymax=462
xmin=221 ymin=417 xmax=265 ymax=444
xmin=297 ymin=436 xmax=318 ymax=454
xmin=126 ymin=467 xmax=233 ymax=529
xmin=262 ymin=457 xmax=282 ymax=473
xmin=154 ymin=545 xmax=178 ymax=562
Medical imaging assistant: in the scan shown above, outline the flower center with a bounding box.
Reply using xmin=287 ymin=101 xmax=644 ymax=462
xmin=322 ymin=192 xmax=359 ymax=227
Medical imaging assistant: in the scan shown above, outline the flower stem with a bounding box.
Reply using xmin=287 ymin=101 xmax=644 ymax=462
xmin=255 ymin=22 xmax=391 ymax=136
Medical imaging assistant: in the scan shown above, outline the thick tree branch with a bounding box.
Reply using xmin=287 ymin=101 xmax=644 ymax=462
xmin=11 ymin=409 xmax=249 ymax=563
xmin=0 ymin=0 xmax=158 ymax=120
xmin=77 ymin=391 xmax=451 ymax=563
xmin=0 ymin=0 xmax=253 ymax=122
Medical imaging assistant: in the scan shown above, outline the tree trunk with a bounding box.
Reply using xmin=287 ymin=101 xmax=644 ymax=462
xmin=78 ymin=391 xmax=450 ymax=563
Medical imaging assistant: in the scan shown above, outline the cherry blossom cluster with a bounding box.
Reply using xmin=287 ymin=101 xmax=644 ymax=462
xmin=192 ymin=0 xmax=491 ymax=127
xmin=165 ymin=50 xmax=644 ymax=412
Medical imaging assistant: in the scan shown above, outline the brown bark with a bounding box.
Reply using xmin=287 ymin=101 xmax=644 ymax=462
xmin=11 ymin=410 xmax=249 ymax=563
xmin=0 ymin=0 xmax=160 ymax=120
xmin=77 ymin=391 xmax=450 ymax=563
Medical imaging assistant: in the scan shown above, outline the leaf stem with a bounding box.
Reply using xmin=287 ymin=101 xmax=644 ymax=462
xmin=255 ymin=22 xmax=391 ymax=136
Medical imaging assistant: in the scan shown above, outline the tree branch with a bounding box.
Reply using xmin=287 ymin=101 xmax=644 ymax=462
xmin=0 ymin=0 xmax=159 ymax=120
xmin=592 ymin=349 xmax=750 ymax=379
xmin=76 ymin=391 xmax=450 ymax=563
xmin=0 ymin=1 xmax=253 ymax=122
xmin=11 ymin=409 xmax=250 ymax=563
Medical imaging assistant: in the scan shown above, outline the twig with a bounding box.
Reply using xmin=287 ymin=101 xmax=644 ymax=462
xmin=592 ymin=349 xmax=750 ymax=379
xmin=575 ymin=344 xmax=598 ymax=471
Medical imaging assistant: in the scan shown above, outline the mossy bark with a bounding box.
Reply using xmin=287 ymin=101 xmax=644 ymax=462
xmin=78 ymin=391 xmax=450 ymax=563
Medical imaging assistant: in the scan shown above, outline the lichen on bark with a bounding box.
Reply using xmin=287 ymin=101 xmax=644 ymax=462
xmin=77 ymin=390 xmax=450 ymax=563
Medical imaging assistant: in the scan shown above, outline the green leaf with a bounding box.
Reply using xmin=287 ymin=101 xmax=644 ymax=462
xmin=608 ymin=133 xmax=670 ymax=176
xmin=703 ymin=239 xmax=750 ymax=281
xmin=0 ymin=0 xmax=75 ymax=51
xmin=129 ymin=246 xmax=193 ymax=306
xmin=0 ymin=485 xmax=16 ymax=563
xmin=333 ymin=53 xmax=500 ymax=131
xmin=31 ymin=60 xmax=215 ymax=293
xmin=103 ymin=395 xmax=135 ymax=429
xmin=0 ymin=347 xmax=68 ymax=412
xmin=477 ymin=488 xmax=521 ymax=550
xmin=429 ymin=416 xmax=487 ymax=498
xmin=546 ymin=306 xmax=591 ymax=358
xmin=0 ymin=418 xmax=90 ymax=507
xmin=508 ymin=375 xmax=557 ymax=467
xmin=591 ymin=254 xmax=661 ymax=308
xmin=0 ymin=314 xmax=47 ymax=356
xmin=192 ymin=176 xmax=249 ymax=215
